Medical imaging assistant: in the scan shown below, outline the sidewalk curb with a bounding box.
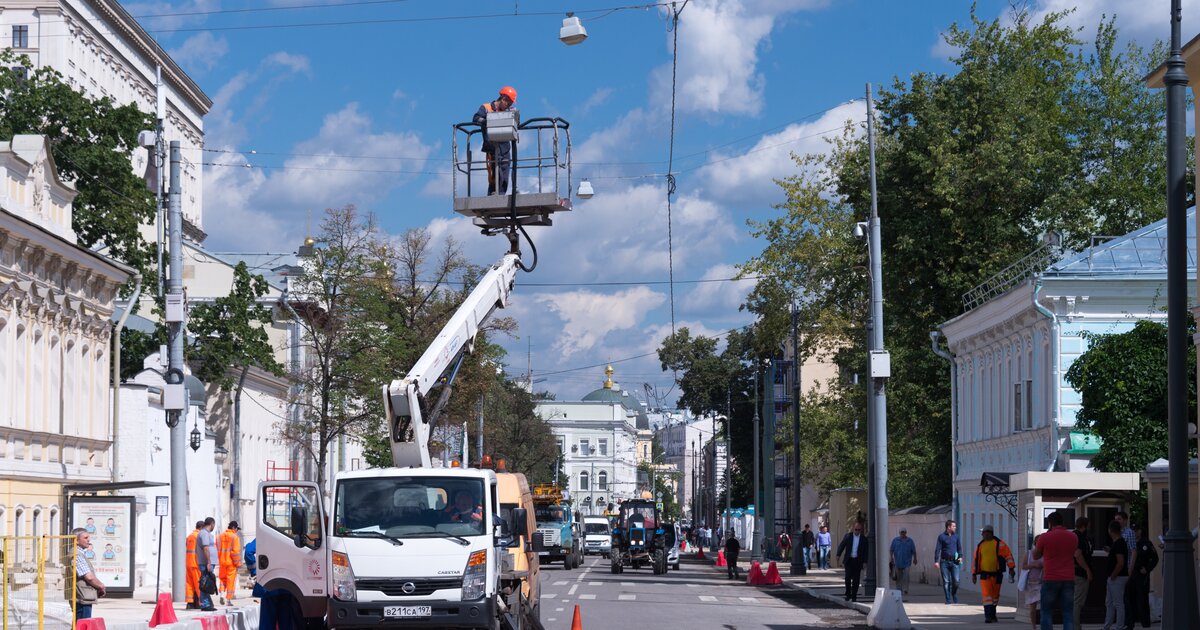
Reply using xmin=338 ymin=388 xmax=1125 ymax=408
xmin=782 ymin=581 xmax=937 ymax=630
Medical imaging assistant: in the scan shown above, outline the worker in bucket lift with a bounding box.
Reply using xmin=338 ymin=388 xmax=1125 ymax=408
xmin=473 ymin=86 xmax=517 ymax=196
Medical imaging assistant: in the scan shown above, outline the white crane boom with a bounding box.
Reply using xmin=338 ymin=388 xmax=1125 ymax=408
xmin=383 ymin=252 xmax=520 ymax=468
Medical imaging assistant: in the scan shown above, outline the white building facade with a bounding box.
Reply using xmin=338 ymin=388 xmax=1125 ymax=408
xmin=2 ymin=0 xmax=211 ymax=238
xmin=536 ymin=367 xmax=643 ymax=515
xmin=0 ymin=135 xmax=132 ymax=548
xmin=940 ymin=214 xmax=1194 ymax=573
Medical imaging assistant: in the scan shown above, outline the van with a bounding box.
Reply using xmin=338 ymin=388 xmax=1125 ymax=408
xmin=496 ymin=472 xmax=541 ymax=625
xmin=581 ymin=515 xmax=612 ymax=558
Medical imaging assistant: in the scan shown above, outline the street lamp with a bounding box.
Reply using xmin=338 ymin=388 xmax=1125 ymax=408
xmin=559 ymin=13 xmax=588 ymax=45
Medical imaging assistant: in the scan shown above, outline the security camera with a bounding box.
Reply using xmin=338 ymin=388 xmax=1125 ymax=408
xmin=853 ymin=222 xmax=868 ymax=239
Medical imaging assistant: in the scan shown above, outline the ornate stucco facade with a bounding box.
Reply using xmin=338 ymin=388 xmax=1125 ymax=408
xmin=0 ymin=135 xmax=131 ymax=540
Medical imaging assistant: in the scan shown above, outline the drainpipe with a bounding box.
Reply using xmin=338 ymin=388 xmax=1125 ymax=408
xmin=1032 ymin=279 xmax=1061 ymax=472
xmin=930 ymin=330 xmax=959 ymax=523
xmin=112 ymin=272 xmax=144 ymax=483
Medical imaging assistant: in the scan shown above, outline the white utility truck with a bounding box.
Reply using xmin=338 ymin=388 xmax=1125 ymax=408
xmin=254 ymin=113 xmax=573 ymax=630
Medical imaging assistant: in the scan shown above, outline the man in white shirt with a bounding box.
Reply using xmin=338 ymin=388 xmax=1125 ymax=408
xmin=836 ymin=520 xmax=870 ymax=602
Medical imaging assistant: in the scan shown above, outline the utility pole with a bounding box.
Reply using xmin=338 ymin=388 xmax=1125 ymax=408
xmin=167 ymin=142 xmax=188 ymax=602
xmin=866 ymin=83 xmax=894 ymax=606
xmin=790 ymin=301 xmax=806 ymax=575
xmin=1163 ymin=1 xmax=1200 ymax=625
xmin=476 ymin=396 xmax=484 ymax=465
xmin=751 ymin=363 xmax=762 ymax=562
xmin=725 ymin=389 xmax=732 ymax=539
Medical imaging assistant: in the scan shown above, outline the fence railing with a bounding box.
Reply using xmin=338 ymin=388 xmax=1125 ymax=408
xmin=2 ymin=536 xmax=77 ymax=630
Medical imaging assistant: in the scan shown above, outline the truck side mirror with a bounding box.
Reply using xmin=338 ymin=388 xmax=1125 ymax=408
xmin=513 ymin=508 xmax=529 ymax=537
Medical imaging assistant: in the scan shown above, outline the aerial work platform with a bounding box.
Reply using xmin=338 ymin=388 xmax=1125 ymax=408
xmin=452 ymin=115 xmax=574 ymax=230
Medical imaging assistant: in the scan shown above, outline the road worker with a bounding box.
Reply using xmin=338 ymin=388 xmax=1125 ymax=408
xmin=185 ymin=520 xmax=203 ymax=609
xmin=217 ymin=521 xmax=243 ymax=605
xmin=971 ymin=523 xmax=1016 ymax=623
xmin=473 ymin=86 xmax=517 ymax=196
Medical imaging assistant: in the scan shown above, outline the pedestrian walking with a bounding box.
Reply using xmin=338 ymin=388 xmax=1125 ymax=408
xmin=1103 ymin=520 xmax=1129 ymax=630
xmin=1022 ymin=533 xmax=1045 ymax=629
xmin=72 ymin=528 xmax=106 ymax=621
xmin=779 ymin=531 xmax=792 ymax=564
xmin=218 ymin=521 xmax=243 ymax=605
xmin=244 ymin=538 xmax=257 ymax=580
xmin=934 ymin=519 xmax=964 ymax=604
xmin=185 ymin=521 xmax=202 ymax=609
xmin=972 ymin=523 xmax=1016 ymax=624
xmin=472 ymin=86 xmax=517 ymax=196
xmin=817 ymin=524 xmax=832 ymax=570
xmin=196 ymin=517 xmax=218 ymax=611
xmin=1072 ymin=517 xmax=1094 ymax=630
xmin=1124 ymin=523 xmax=1157 ymax=629
xmin=836 ymin=520 xmax=869 ymax=602
xmin=1114 ymin=512 xmax=1136 ymax=623
xmin=724 ymin=531 xmax=742 ymax=580
xmin=800 ymin=524 xmax=816 ymax=569
xmin=1034 ymin=510 xmax=1087 ymax=630
xmin=890 ymin=528 xmax=917 ymax=597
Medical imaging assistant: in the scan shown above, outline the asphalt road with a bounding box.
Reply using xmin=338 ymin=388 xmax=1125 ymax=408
xmin=535 ymin=553 xmax=866 ymax=630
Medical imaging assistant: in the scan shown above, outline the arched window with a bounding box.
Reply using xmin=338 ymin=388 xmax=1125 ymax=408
xmin=13 ymin=506 xmax=24 ymax=563
xmin=579 ymin=471 xmax=590 ymax=491
xmin=597 ymin=471 xmax=608 ymax=491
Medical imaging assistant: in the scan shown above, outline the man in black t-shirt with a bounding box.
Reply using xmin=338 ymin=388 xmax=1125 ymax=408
xmin=1104 ymin=520 xmax=1129 ymax=630
xmin=1125 ymin=523 xmax=1158 ymax=629
xmin=1073 ymin=517 xmax=1093 ymax=627
xmin=724 ymin=532 xmax=742 ymax=580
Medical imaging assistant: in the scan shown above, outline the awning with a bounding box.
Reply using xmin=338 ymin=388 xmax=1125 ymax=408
xmin=980 ymin=472 xmax=1013 ymax=491
xmin=1064 ymin=431 xmax=1102 ymax=455
xmin=64 ymin=481 xmax=169 ymax=493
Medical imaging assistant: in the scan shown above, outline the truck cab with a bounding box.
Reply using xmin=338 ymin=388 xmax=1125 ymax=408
xmin=530 ymin=485 xmax=582 ymax=570
xmin=256 ymin=468 xmax=508 ymax=629
xmin=581 ymin=516 xmax=612 ymax=558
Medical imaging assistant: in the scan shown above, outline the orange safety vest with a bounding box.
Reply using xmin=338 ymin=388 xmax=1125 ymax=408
xmin=217 ymin=529 xmax=241 ymax=566
xmin=185 ymin=529 xmax=199 ymax=570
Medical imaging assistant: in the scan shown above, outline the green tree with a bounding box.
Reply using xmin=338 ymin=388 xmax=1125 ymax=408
xmin=188 ymin=262 xmax=284 ymax=390
xmin=480 ymin=377 xmax=560 ymax=485
xmin=0 ymin=52 xmax=157 ymax=278
xmin=1065 ymin=321 xmax=1196 ymax=473
xmin=740 ymin=8 xmax=1180 ymax=507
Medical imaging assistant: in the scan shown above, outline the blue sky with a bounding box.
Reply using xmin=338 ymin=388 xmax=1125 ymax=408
xmin=132 ymin=0 xmax=1187 ymax=403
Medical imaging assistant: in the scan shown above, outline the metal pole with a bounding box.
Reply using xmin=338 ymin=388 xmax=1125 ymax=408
xmin=726 ymin=389 xmax=732 ymax=540
xmin=167 ymin=141 xmax=188 ymax=602
xmin=591 ymin=450 xmax=596 ymax=515
xmin=476 ymin=396 xmax=484 ymax=465
xmin=791 ymin=301 xmax=806 ymax=574
xmin=155 ymin=513 xmax=164 ymax=597
xmin=1163 ymin=1 xmax=1200 ymax=625
xmin=752 ymin=364 xmax=762 ymax=562
xmin=866 ymin=83 xmax=893 ymax=600
xmin=863 ymin=311 xmax=876 ymax=593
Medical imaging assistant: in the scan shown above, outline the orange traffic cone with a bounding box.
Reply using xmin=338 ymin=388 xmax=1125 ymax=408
xmin=696 ymin=546 xmax=706 ymax=560
xmin=763 ymin=561 xmax=783 ymax=585
xmin=746 ymin=560 xmax=765 ymax=585
xmin=147 ymin=593 xmax=177 ymax=627
xmin=715 ymin=550 xmax=727 ymax=567
xmin=571 ymin=604 xmax=583 ymax=630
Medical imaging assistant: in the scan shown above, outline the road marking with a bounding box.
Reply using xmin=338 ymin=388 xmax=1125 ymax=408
xmin=554 ymin=580 xmax=569 ymax=586
xmin=555 ymin=608 xmax=564 ymax=612
xmin=698 ymin=595 xmax=718 ymax=602
xmin=686 ymin=583 xmax=699 ymax=588
xmin=618 ymin=594 xmax=636 ymax=601
xmin=568 ymin=584 xmax=579 ymax=596
xmin=578 ymin=594 xmax=596 ymax=600
xmin=541 ymin=593 xmax=557 ymax=599
xmin=621 ymin=582 xmax=634 ymax=586
xmin=739 ymin=597 xmax=758 ymax=603
xmin=588 ymin=581 xmax=602 ymax=586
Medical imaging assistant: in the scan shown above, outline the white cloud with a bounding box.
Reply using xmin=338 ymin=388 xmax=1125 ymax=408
xmin=123 ymin=0 xmax=219 ymax=32
xmin=696 ymin=99 xmax=864 ymax=204
xmin=578 ymin=87 xmax=615 ymax=117
xmin=680 ymin=263 xmax=755 ymax=316
xmin=1028 ymin=0 xmax=1200 ymax=44
xmin=535 ymin=286 xmax=667 ymax=358
xmin=649 ymin=0 xmax=828 ymax=117
xmin=168 ymin=32 xmax=227 ymax=74
xmin=265 ymin=51 xmax=311 ymax=74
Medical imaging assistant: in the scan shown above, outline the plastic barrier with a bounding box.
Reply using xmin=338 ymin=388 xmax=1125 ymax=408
xmin=715 ymin=550 xmax=726 ymax=567
xmin=198 ymin=615 xmax=230 ymax=630
xmin=149 ymin=593 xmax=179 ymax=628
xmin=76 ymin=618 xmax=107 ymax=630
xmin=745 ymin=561 xmax=765 ymax=585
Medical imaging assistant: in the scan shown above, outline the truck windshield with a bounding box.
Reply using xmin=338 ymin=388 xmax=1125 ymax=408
xmin=334 ymin=477 xmax=486 ymax=538
xmin=584 ymin=523 xmax=609 ymax=535
xmin=535 ymin=506 xmax=567 ymax=523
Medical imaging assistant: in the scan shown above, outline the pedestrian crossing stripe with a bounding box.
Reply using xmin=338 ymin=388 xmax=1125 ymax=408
xmin=579 ymin=594 xmax=596 ymax=600
xmin=618 ymin=594 xmax=636 ymax=601
xmin=698 ymin=595 xmax=717 ymax=602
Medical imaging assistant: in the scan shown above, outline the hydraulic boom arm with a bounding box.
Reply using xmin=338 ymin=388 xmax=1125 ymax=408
xmin=383 ymin=252 xmax=520 ymax=468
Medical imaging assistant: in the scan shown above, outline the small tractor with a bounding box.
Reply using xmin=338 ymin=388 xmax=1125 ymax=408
xmin=610 ymin=499 xmax=669 ymax=575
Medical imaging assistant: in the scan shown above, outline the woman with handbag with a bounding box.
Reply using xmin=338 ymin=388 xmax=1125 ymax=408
xmin=72 ymin=529 xmax=106 ymax=621
xmin=1022 ymin=533 xmax=1045 ymax=630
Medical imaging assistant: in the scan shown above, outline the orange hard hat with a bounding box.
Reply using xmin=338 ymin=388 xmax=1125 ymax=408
xmin=499 ymin=86 xmax=517 ymax=104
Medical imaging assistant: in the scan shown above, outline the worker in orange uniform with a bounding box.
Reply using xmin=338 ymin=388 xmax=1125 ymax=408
xmin=185 ymin=520 xmax=203 ymax=609
xmin=473 ymin=86 xmax=517 ymax=196
xmin=971 ymin=523 xmax=1016 ymax=623
xmin=217 ymin=521 xmax=243 ymax=605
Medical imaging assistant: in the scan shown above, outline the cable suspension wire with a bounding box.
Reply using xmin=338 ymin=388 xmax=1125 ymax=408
xmin=665 ymin=0 xmax=689 ymax=341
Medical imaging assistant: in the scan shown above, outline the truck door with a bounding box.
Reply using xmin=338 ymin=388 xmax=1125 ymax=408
xmin=256 ymin=482 xmax=328 ymax=617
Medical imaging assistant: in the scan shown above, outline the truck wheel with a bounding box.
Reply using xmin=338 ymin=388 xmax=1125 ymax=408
xmin=564 ymin=556 xmax=573 ymax=570
xmin=653 ymin=549 xmax=666 ymax=575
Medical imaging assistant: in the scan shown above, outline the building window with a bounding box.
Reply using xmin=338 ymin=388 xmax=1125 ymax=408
xmin=1024 ymin=379 xmax=1033 ymax=430
xmin=598 ymin=438 xmax=608 ymax=456
xmin=556 ymin=438 xmax=564 ymax=454
xmin=579 ymin=438 xmax=590 ymax=455
xmin=1013 ymin=382 xmax=1023 ymax=432
xmin=597 ymin=471 xmax=608 ymax=491
xmin=12 ymin=26 xmax=29 ymax=49
xmin=579 ymin=471 xmax=590 ymax=491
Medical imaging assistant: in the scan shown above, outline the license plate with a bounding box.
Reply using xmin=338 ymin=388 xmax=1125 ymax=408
xmin=383 ymin=606 xmax=431 ymax=618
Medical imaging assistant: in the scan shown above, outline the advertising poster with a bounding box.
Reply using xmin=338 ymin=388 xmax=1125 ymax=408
xmin=69 ymin=496 xmax=135 ymax=595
